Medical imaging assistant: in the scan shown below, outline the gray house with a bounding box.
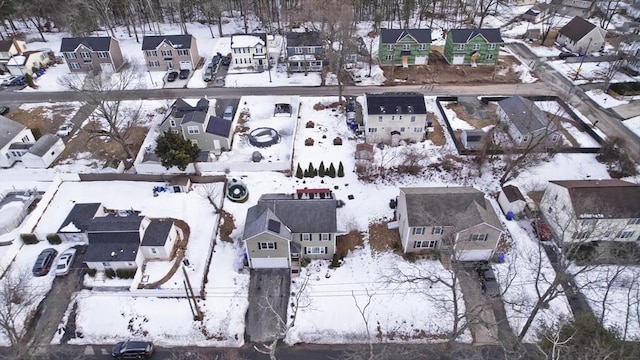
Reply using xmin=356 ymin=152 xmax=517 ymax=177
xmin=285 ymin=31 xmax=324 ymax=73
xmin=556 ymin=16 xmax=606 ymax=54
xmin=550 ymin=0 xmax=596 ymax=18
xmin=396 ymin=187 xmax=504 ymax=261
xmin=243 ymin=189 xmax=339 ymax=272
xmin=60 ymin=37 xmax=125 ymax=73
xmin=0 ymin=115 xmax=36 ymax=168
xmin=159 ymin=98 xmax=235 ymax=152
xmin=496 ymin=96 xmax=561 ymax=149
xmin=142 ymin=35 xmax=200 ymax=71
xmin=364 ymin=92 xmax=428 ymax=145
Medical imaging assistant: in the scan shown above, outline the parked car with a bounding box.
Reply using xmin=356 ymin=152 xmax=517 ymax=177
xmin=112 ymin=340 xmax=154 ymax=359
xmin=1 ymin=76 xmax=17 ymax=86
xmin=211 ymin=53 xmax=222 ymax=67
xmin=32 ymin=248 xmax=58 ymax=277
xmin=559 ymin=51 xmax=578 ymax=60
xmin=0 ymin=106 xmax=9 ymax=115
xmin=179 ymin=69 xmax=190 ymax=79
xmin=203 ymin=64 xmax=214 ymax=82
xmin=55 ymin=248 xmax=77 ymax=276
xmin=221 ymin=55 xmax=231 ymax=66
xmin=478 ymin=264 xmax=500 ymax=297
xmin=223 ymin=105 xmax=234 ymax=120
xmin=532 ymin=220 xmax=553 ymax=241
xmin=9 ymin=76 xmax=26 ymax=86
xmin=166 ymin=71 xmax=179 ymax=82
xmin=57 ymin=122 xmax=74 ymax=137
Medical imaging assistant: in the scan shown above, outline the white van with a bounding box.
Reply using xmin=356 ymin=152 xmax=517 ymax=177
xmin=223 ymin=106 xmax=234 ymax=120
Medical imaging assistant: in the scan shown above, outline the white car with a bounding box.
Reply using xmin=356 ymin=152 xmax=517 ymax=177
xmin=56 ymin=122 xmax=74 ymax=137
xmin=55 ymin=248 xmax=77 ymax=276
xmin=1 ymin=76 xmax=17 ymax=86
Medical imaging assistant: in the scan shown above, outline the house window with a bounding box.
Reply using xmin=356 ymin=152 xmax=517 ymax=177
xmin=412 ymin=227 xmax=425 ymax=235
xmin=368 ymin=128 xmax=377 ymax=133
xmin=146 ymin=50 xmax=158 ymax=57
xmin=403 ymin=44 xmax=410 ymax=51
xmin=398 ymin=115 xmax=403 ymax=120
xmin=600 ymin=230 xmax=612 ymax=238
xmin=161 ymin=50 xmax=172 ymax=57
xmin=305 ymin=246 xmax=327 ymax=254
xmin=488 ymin=44 xmax=496 ymax=50
xmin=456 ymin=44 xmax=465 ymax=50
xmin=391 ymin=116 xmax=395 ymax=121
xmin=400 ymin=127 xmax=405 ymax=132
xmin=522 ymin=135 xmax=530 ymax=142
xmin=187 ymin=126 xmax=200 ymax=134
xmin=472 ymin=43 xmax=480 ymax=51
xmin=414 ymin=127 xmax=422 ymax=132
xmin=295 ymin=48 xmax=303 ymax=54
xmin=628 ymin=218 xmax=640 ymax=225
xmin=65 ymin=52 xmax=77 ymax=59
xmin=69 ymin=63 xmax=81 ymax=69
xmin=485 ymin=54 xmax=494 ymax=60
xmin=190 ymin=139 xmax=198 ymax=145
xmin=385 ymin=55 xmax=394 ymax=61
xmin=387 ymin=44 xmax=394 ymax=51
xmin=177 ymin=49 xmax=189 ymax=56
xmin=169 ymin=119 xmax=176 ymax=127
xmin=378 ymin=116 xmax=383 ymax=122
xmin=151 ymin=248 xmax=157 ymax=254
xmin=307 ymin=47 xmax=315 ymax=53
xmin=256 ymin=46 xmax=264 ymax=54
xmin=80 ymin=52 xmax=91 ymax=59
xmin=96 ymin=51 xmax=109 ymax=58
xmin=258 ymin=242 xmax=277 ymax=249
xmin=102 ymin=262 xmax=111 ymax=267
xmin=551 ymin=134 xmax=560 ymax=142
xmin=302 ymin=233 xmax=311 ymax=241
xmin=410 ymin=115 xmax=416 ymax=122
xmin=573 ymin=231 xmax=589 ymax=240
xmin=148 ymin=60 xmax=160 ymax=67
xmin=414 ymin=240 xmax=437 ymax=248
xmin=617 ymin=231 xmax=635 ymax=239
xmin=469 ymin=234 xmax=488 ymax=241
xmin=432 ymin=226 xmax=443 ymax=235
xmin=419 ymin=44 xmax=427 ymax=51
xmin=22 ymin=135 xmax=30 ymax=142
xmin=320 ymin=233 xmax=330 ymax=241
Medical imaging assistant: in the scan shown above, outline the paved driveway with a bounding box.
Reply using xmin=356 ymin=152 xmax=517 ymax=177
xmin=245 ymin=268 xmax=291 ymax=343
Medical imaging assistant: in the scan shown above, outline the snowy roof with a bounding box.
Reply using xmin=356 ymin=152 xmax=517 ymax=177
xmin=87 ymin=214 xmax=144 ymax=232
xmin=365 ymin=92 xmax=427 ymax=115
xmin=60 ymin=37 xmax=113 ymax=52
xmin=286 ymin=31 xmax=322 ymax=47
xmin=141 ymin=219 xmax=173 ymax=246
xmin=205 ymin=116 xmax=233 ymax=137
xmin=502 ymin=185 xmax=525 ymax=203
xmin=380 ymin=28 xmax=432 ymax=44
xmin=400 ymin=187 xmax=503 ymax=231
xmin=448 ymin=29 xmax=503 ymax=44
xmin=7 ymin=55 xmax=25 ymax=65
xmin=558 ymin=16 xmax=598 ymax=42
xmin=141 ymin=35 xmax=194 ymax=50
xmin=497 ymin=96 xmax=553 ymax=134
xmin=0 ymin=115 xmax=26 ymax=148
xmin=27 ymin=134 xmax=62 ymax=156
xmin=550 ymin=180 xmax=640 ymax=219
xmin=231 ymin=34 xmax=266 ymax=48
xmin=57 ymin=203 xmax=102 ymax=233
xmin=85 ymin=232 xmax=140 ymax=262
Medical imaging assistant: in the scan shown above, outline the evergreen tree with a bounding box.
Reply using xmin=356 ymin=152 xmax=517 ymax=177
xmin=308 ymin=162 xmax=316 ymax=177
xmin=328 ymin=163 xmax=336 ymax=178
xmin=318 ymin=161 xmax=326 ymax=177
xmin=155 ymin=130 xmax=200 ymax=171
xmin=338 ymin=161 xmax=344 ymax=177
xmin=295 ymin=163 xmax=303 ymax=179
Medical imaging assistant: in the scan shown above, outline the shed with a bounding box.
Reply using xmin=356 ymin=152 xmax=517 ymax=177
xmin=20 ymin=134 xmax=65 ymax=168
xmin=355 ymin=142 xmax=374 ymax=161
xmin=461 ymin=129 xmax=485 ymax=149
xmin=498 ymin=185 xmax=527 ymax=216
xmin=169 ymin=176 xmax=191 ymax=193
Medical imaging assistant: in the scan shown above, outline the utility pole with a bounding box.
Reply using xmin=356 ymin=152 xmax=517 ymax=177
xmin=573 ymin=37 xmax=592 ymax=81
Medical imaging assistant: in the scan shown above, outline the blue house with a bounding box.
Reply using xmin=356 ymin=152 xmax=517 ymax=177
xmin=285 ymin=31 xmax=324 ymax=73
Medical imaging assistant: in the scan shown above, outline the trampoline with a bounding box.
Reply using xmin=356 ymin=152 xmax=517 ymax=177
xmin=227 ymin=178 xmax=249 ymax=203
xmin=248 ymin=127 xmax=280 ymax=148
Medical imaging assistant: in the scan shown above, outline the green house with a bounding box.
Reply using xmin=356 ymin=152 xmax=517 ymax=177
xmin=443 ymin=29 xmax=503 ymax=66
xmin=378 ymin=28 xmax=432 ymax=67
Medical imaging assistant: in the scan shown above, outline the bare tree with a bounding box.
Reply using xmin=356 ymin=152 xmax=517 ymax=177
xmin=195 ymin=183 xmax=222 ymax=213
xmin=352 ymin=289 xmax=375 ymax=360
xmin=0 ymin=269 xmax=40 ymax=358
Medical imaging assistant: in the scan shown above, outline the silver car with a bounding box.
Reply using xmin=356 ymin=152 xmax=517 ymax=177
xmin=55 ymin=248 xmax=77 ymax=276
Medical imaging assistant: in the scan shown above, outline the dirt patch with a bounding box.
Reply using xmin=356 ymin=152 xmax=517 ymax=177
xmin=368 ymin=221 xmax=401 ymax=254
xmin=8 ymin=105 xmax=77 ymax=137
xmin=446 ymin=102 xmax=498 ymax=129
xmin=218 ymin=210 xmax=236 ymax=243
xmin=426 ymin=112 xmax=446 ymax=146
xmin=336 ymin=231 xmax=364 ymax=258
xmin=382 ymin=50 xmax=522 ymax=85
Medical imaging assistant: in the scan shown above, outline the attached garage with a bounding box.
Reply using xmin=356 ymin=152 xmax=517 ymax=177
xmin=457 ymin=249 xmax=493 ymax=262
xmin=250 ymin=257 xmax=289 ymax=268
xmin=179 ymin=61 xmax=192 ymax=70
xmin=100 ymin=63 xmax=114 ymax=72
xmin=453 ymin=54 xmax=465 ymax=65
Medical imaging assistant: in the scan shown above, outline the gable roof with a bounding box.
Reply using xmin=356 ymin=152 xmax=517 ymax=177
xmin=58 ymin=203 xmax=102 ymax=233
xmin=60 ymin=37 xmax=113 ymax=52
xmin=205 ymin=116 xmax=233 ymax=137
xmin=87 ymin=214 xmax=144 ymax=232
xmin=286 ymin=31 xmax=322 ymax=47
xmin=231 ymin=34 xmax=267 ymax=48
xmin=400 ymin=187 xmax=503 ymax=231
xmin=449 ymin=29 xmax=503 ymax=44
xmin=0 ymin=115 xmax=26 ymax=148
xmin=141 ymin=35 xmax=194 ymax=50
xmin=243 ymin=206 xmax=292 ymax=241
xmin=380 ymin=28 xmax=432 ymax=44
xmin=502 ymin=185 xmax=525 ymax=202
xmin=141 ymin=219 xmax=173 ymax=246
xmin=559 ymin=16 xmax=597 ymax=42
xmin=84 ymin=232 xmax=140 ymax=262
xmin=27 ymin=134 xmax=61 ymax=156
xmin=497 ymin=96 xmax=552 ymax=134
xmin=550 ymin=180 xmax=640 ymax=219
xmin=366 ymin=92 xmax=427 ymax=115
xmin=182 ymin=111 xmax=207 ymax=124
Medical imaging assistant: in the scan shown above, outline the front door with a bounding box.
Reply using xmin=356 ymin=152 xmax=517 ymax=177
xmin=166 ymin=61 xmax=174 ymax=70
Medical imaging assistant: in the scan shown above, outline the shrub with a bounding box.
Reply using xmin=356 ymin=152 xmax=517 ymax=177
xmin=116 ymin=268 xmax=136 ymax=279
xmin=46 ymin=234 xmax=62 ymax=245
xmin=328 ymin=163 xmax=336 ymax=178
xmin=338 ymin=161 xmax=344 ymax=177
xmin=105 ymin=268 xmax=116 ymax=279
xmin=300 ymin=258 xmax=311 ymax=267
xmin=295 ymin=163 xmax=303 ymax=179
xmin=21 ymin=233 xmax=39 ymax=245
xmin=306 ymin=121 xmax=315 ymax=128
xmin=305 ymin=137 xmax=314 ymax=146
xmin=405 ymin=252 xmax=416 ymax=263
xmin=307 ymin=162 xmax=317 ymax=177
xmin=333 ymin=137 xmax=342 ymax=145
xmin=318 ymin=161 xmax=326 ymax=177
xmin=330 ymin=253 xmax=341 ymax=268
xmin=86 ymin=268 xmax=97 ymax=277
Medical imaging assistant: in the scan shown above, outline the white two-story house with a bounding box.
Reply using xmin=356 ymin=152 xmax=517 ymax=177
xmin=364 ymin=92 xmax=428 ymax=145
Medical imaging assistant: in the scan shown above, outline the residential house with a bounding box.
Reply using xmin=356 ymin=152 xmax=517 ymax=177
xmin=522 ymin=3 xmax=551 ymax=23
xmin=159 ymin=98 xmax=235 ymax=152
xmin=242 ymin=189 xmax=339 ymax=271
xmin=20 ymin=134 xmax=65 ymax=168
xmin=496 ymin=96 xmax=561 ymax=149
xmin=540 ymin=180 xmax=640 ymax=243
xmin=443 ymin=28 xmax=503 ymax=65
xmin=231 ymin=33 xmax=268 ymax=71
xmin=620 ymin=34 xmax=640 ymax=75
xmin=556 ymin=16 xmax=606 ymax=54
xmin=6 ymin=50 xmax=51 ymax=76
xmin=57 ymin=203 xmax=105 ymax=242
xmin=461 ymin=129 xmax=485 ymax=150
xmin=497 ymin=185 xmax=527 ymax=217
xmin=0 ymin=39 xmax=27 ymax=72
xmin=60 ymin=37 xmax=124 ymax=73
xmin=550 ymin=0 xmax=596 ymax=18
xmin=142 ymin=35 xmax=200 ymax=71
xmin=363 ymin=92 xmax=428 ymax=145
xmin=378 ymin=28 xmax=432 ymax=67
xmin=285 ymin=31 xmax=324 ymax=73
xmin=396 ymin=187 xmax=504 ymax=261
xmin=0 ymin=115 xmax=35 ymax=168
xmin=139 ymin=219 xmax=179 ymax=260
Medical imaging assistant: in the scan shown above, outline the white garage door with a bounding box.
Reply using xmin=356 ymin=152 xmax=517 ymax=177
xmin=100 ymin=63 xmax=114 ymax=72
xmin=414 ymin=56 xmax=427 ymax=65
xmin=251 ymin=257 xmax=289 ymax=268
xmin=457 ymin=249 xmax=493 ymax=262
xmin=453 ymin=54 xmax=465 ymax=65
xmin=179 ymin=61 xmax=192 ymax=70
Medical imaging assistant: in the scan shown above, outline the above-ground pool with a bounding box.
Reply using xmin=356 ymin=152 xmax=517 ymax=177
xmin=248 ymin=127 xmax=280 ymax=148
xmin=227 ymin=179 xmax=249 ymax=203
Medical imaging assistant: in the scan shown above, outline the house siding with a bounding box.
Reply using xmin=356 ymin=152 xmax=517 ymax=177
xmin=454 ymin=224 xmax=501 ymax=254
xmin=293 ymin=232 xmax=335 ymax=260
xmin=378 ymin=35 xmax=430 ymax=66
xmin=286 ymin=45 xmax=323 ymax=72
xmin=64 ymin=38 xmax=124 ymax=73
xmin=496 ymin=104 xmax=561 ymax=149
xmin=556 ymin=27 xmax=605 ymax=54
xmin=244 ymin=232 xmax=291 ymax=260
xmin=0 ymin=128 xmax=35 ymax=168
xmin=444 ymin=34 xmax=501 ymax=65
xmin=364 ymin=112 xmax=427 ymax=144
xmin=144 ymin=38 xmax=200 ymax=72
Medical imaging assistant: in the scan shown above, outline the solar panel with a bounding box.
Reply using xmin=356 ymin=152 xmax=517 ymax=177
xmin=268 ymin=219 xmax=281 ymax=233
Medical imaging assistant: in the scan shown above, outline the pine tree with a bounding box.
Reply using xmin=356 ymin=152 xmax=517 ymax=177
xmin=328 ymin=163 xmax=336 ymax=178
xmin=319 ymin=161 xmax=326 ymax=177
xmin=338 ymin=161 xmax=344 ymax=177
xmin=308 ymin=162 xmax=316 ymax=177
xmin=295 ymin=163 xmax=303 ymax=179
xmin=155 ymin=130 xmax=201 ymax=171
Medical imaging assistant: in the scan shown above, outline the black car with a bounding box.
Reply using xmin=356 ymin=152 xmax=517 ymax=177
xmin=32 ymin=248 xmax=58 ymax=277
xmin=179 ymin=69 xmax=190 ymax=79
xmin=559 ymin=51 xmax=578 ymax=60
xmin=478 ymin=264 xmax=500 ymax=297
xmin=112 ymin=340 xmax=154 ymax=359
xmin=0 ymin=106 xmax=9 ymax=115
xmin=166 ymin=71 xmax=178 ymax=82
